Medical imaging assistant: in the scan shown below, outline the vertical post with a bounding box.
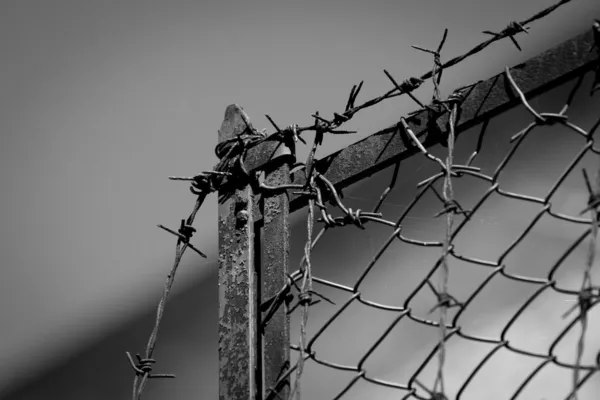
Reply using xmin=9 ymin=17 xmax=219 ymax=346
xmin=218 ymin=105 xmax=259 ymax=400
xmin=262 ymin=155 xmax=292 ymax=399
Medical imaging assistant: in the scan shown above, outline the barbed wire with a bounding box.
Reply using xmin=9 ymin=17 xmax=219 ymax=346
xmin=122 ymin=0 xmax=595 ymax=398
xmin=253 ymin=0 xmax=577 ymax=148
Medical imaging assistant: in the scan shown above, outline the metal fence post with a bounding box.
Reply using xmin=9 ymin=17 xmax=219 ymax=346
xmin=261 ymin=147 xmax=293 ymax=399
xmin=218 ymin=105 xmax=259 ymax=400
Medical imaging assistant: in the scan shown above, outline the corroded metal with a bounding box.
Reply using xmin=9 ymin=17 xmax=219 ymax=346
xmin=261 ymin=161 xmax=291 ymax=400
xmin=218 ymin=105 xmax=259 ymax=400
xmin=239 ymin=28 xmax=598 ymax=214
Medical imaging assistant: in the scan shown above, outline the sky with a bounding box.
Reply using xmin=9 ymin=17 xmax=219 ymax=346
xmin=1 ymin=0 xmax=600 ymax=399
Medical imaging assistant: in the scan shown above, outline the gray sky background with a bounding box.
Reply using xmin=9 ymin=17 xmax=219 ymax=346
xmin=1 ymin=0 xmax=600 ymax=399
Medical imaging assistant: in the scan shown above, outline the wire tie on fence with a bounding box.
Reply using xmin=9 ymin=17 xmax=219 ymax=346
xmin=315 ymin=173 xmax=348 ymax=211
xmin=562 ymin=286 xmax=600 ymax=319
xmin=429 ymin=291 xmax=462 ymax=314
xmin=579 ymin=193 xmax=600 ymax=216
xmin=579 ymin=168 xmax=600 ymax=216
xmin=416 ymin=164 xmax=479 ymax=189
xmin=296 ymin=292 xmax=314 ymax=308
xmin=125 ymin=352 xmax=175 ymax=379
xmin=433 ymin=199 xmax=470 ymax=218
xmin=427 ymin=280 xmax=461 ymax=314
xmin=399 ymin=117 xmax=449 ymax=172
xmin=347 ymin=208 xmax=365 ymax=229
xmin=537 ymin=112 xmax=569 ymax=127
xmin=288 ymin=289 xmax=335 ymax=314
xmin=213 ymin=126 xmax=266 ymax=185
xmin=414 ymin=378 xmax=448 ymax=400
xmin=483 ymin=21 xmax=529 ymax=51
xmin=317 ymin=212 xmax=337 ymax=228
xmin=505 ymin=66 xmax=548 ymax=124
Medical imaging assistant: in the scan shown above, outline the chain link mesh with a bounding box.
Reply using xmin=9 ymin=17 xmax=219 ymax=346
xmin=267 ymin=51 xmax=600 ymax=400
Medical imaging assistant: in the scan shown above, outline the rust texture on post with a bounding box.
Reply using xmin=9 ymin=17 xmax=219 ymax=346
xmin=218 ymin=105 xmax=259 ymax=400
xmin=238 ymin=28 xmax=598 ymax=215
xmin=261 ymin=160 xmax=291 ymax=400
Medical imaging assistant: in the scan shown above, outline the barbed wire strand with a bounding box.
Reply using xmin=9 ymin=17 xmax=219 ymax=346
xmin=568 ymin=166 xmax=600 ymax=400
xmin=412 ymin=27 xmax=454 ymax=398
xmin=126 ymin=192 xmax=207 ymax=400
xmin=289 ymin=196 xmax=316 ymax=400
xmin=242 ymin=0 xmax=575 ymax=145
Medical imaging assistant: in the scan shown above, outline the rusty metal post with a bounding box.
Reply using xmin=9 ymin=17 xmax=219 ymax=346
xmin=218 ymin=105 xmax=259 ymax=400
xmin=261 ymin=143 xmax=293 ymax=399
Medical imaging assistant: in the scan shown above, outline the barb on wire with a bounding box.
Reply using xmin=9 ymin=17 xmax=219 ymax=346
xmin=425 ymin=280 xmax=462 ymax=314
xmin=483 ymin=21 xmax=529 ymax=51
xmin=414 ymin=378 xmax=449 ymax=400
xmin=265 ymin=114 xmax=307 ymax=145
xmin=433 ymin=199 xmax=470 ymax=219
xmin=287 ymin=289 xmax=336 ymax=315
xmin=383 ymin=70 xmax=425 ymax=109
xmin=157 ymin=221 xmax=207 ymax=258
